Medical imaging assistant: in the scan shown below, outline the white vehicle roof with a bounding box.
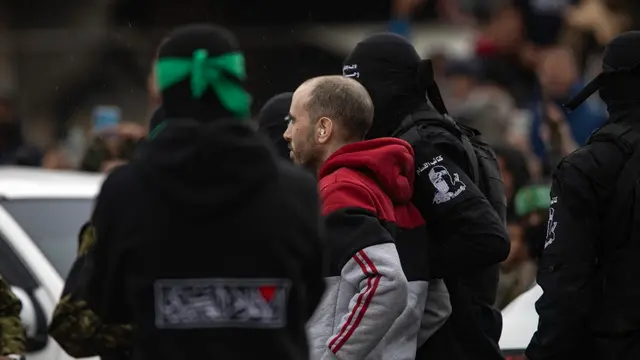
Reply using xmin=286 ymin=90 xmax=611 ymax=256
xmin=0 ymin=166 xmax=105 ymax=199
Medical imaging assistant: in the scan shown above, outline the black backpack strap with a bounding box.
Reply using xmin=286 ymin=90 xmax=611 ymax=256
xmin=419 ymin=63 xmax=480 ymax=181
xmin=439 ymin=114 xmax=480 ymax=183
xmin=606 ymin=144 xmax=640 ymax=225
xmin=400 ymin=110 xmax=481 ymax=183
xmin=588 ymin=123 xmax=638 ymax=152
xmin=400 ymin=125 xmax=422 ymax=147
xmin=457 ymin=130 xmax=480 ymax=183
xmin=592 ymin=124 xmax=640 ymax=259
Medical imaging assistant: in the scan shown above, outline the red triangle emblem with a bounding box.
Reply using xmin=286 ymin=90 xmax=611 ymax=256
xmin=259 ymin=286 xmax=276 ymax=302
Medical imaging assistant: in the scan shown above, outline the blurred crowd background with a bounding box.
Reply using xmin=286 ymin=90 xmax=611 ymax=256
xmin=0 ymin=0 xmax=637 ymax=307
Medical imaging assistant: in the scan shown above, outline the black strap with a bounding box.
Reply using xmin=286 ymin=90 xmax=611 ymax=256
xmin=400 ymin=111 xmax=481 ymax=183
xmin=565 ymin=61 xmax=640 ymax=111
xmin=458 ymin=131 xmax=480 ymax=183
xmin=420 ymin=59 xmax=450 ymax=116
xmin=400 ymin=125 xmax=421 ymax=146
xmin=439 ymin=113 xmax=480 ymax=183
xmin=596 ymin=124 xmax=640 ymax=260
xmin=604 ymin=148 xmax=640 ymax=236
xmin=589 ymin=123 xmax=638 ymax=153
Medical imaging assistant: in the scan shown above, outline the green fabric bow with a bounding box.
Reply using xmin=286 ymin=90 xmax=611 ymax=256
xmin=156 ymin=49 xmax=251 ymax=118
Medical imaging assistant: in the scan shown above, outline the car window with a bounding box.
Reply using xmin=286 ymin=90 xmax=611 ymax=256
xmin=0 ymin=235 xmax=38 ymax=290
xmin=2 ymin=198 xmax=94 ymax=279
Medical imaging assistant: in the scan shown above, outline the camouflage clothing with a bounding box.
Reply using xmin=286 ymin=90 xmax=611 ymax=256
xmin=49 ymin=222 xmax=132 ymax=359
xmin=0 ymin=275 xmax=26 ymax=355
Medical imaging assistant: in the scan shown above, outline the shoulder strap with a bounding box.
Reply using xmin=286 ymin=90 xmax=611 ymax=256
xmin=438 ymin=113 xmax=480 ymax=183
xmin=400 ymin=125 xmax=422 ymax=147
xmin=396 ymin=110 xmax=439 ymax=146
xmin=457 ymin=126 xmax=480 ymax=183
xmin=400 ymin=110 xmax=481 ymax=183
xmin=589 ymin=123 xmax=639 ymax=153
xmin=598 ymin=124 xmax=640 ymax=259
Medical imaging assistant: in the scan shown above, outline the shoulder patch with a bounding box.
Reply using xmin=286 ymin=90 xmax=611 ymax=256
xmin=429 ymin=165 xmax=466 ymax=204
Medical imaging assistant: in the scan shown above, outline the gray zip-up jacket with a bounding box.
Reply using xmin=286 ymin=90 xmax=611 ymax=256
xmin=309 ymin=139 xmax=448 ymax=359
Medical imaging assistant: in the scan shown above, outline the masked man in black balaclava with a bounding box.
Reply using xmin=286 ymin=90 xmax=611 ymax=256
xmin=76 ymin=24 xmax=325 ymax=360
xmin=528 ymin=31 xmax=640 ymax=360
xmin=257 ymin=92 xmax=292 ymax=160
xmin=344 ymin=33 xmax=510 ymax=360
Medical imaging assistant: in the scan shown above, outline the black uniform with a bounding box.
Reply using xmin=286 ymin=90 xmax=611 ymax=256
xmin=527 ymin=31 xmax=640 ymax=360
xmin=526 ymin=123 xmax=627 ymax=360
xmin=395 ymin=106 xmax=509 ymax=360
xmin=394 ymin=106 xmax=509 ymax=277
xmin=83 ymin=24 xmax=325 ymax=360
xmin=344 ymin=33 xmax=510 ymax=360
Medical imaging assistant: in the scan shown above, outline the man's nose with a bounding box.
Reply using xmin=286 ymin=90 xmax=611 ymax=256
xmin=283 ymin=125 xmax=292 ymax=141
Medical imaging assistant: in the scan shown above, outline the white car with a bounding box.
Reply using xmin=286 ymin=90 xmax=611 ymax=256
xmin=0 ymin=166 xmax=104 ymax=360
xmin=499 ymin=284 xmax=543 ymax=360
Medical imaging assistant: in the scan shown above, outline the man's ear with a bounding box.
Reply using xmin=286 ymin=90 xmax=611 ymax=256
xmin=316 ymin=117 xmax=333 ymax=144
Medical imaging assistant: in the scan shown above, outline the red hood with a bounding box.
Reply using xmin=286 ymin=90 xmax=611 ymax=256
xmin=319 ymin=138 xmax=415 ymax=203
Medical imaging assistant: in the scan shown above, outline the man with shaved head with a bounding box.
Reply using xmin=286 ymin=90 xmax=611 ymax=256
xmin=285 ymin=76 xmax=431 ymax=360
xmin=284 ymin=76 xmax=374 ymax=170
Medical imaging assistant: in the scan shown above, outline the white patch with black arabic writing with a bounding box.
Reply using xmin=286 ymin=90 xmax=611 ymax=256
xmin=154 ymin=278 xmax=290 ymax=329
xmin=429 ymin=165 xmax=466 ymax=204
xmin=544 ymin=206 xmax=557 ymax=249
xmin=417 ymin=155 xmax=443 ymax=175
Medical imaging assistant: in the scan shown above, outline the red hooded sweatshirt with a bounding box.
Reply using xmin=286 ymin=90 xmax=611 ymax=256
xmin=309 ymin=138 xmax=431 ymax=360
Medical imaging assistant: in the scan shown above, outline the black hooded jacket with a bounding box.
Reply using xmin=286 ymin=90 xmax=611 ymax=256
xmin=528 ymin=31 xmax=640 ymax=360
xmin=527 ymin=109 xmax=640 ymax=360
xmin=345 ymin=33 xmax=509 ymax=360
xmin=84 ymin=119 xmax=325 ymax=360
xmin=394 ymin=105 xmax=509 ymax=360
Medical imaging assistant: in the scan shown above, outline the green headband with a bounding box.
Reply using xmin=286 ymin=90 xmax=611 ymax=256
xmin=514 ymin=185 xmax=551 ymax=217
xmin=156 ymin=49 xmax=251 ymax=118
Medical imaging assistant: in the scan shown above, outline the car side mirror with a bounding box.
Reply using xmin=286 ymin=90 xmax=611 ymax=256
xmin=10 ymin=286 xmax=48 ymax=352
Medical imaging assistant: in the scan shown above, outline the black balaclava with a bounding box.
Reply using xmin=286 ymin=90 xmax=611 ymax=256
xmin=257 ymin=92 xmax=292 ymax=161
xmin=565 ymin=31 xmax=640 ymax=114
xmin=343 ymin=33 xmax=446 ymax=139
xmin=154 ymin=24 xmax=251 ymax=130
